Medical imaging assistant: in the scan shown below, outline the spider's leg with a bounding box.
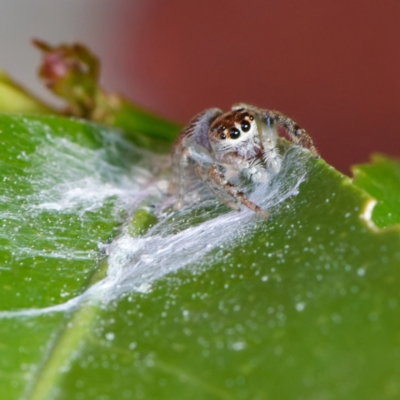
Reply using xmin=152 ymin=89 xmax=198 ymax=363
xmin=194 ymin=164 xmax=240 ymax=211
xmin=169 ymin=142 xmax=182 ymax=195
xmin=206 ymin=164 xmax=269 ymax=218
xmin=170 ymin=108 xmax=222 ymax=208
xmin=259 ymin=116 xmax=282 ymax=173
xmin=172 ymin=140 xmax=214 ymax=209
xmin=174 ymin=147 xmax=190 ymax=209
xmin=261 ymin=110 xmax=320 ymax=158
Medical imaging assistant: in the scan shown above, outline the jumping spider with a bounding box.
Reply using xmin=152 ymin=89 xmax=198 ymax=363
xmin=170 ymin=103 xmax=319 ymax=218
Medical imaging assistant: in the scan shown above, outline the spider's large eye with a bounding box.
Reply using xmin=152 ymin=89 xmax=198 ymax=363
xmin=241 ymin=120 xmax=251 ymax=132
xmin=230 ymin=127 xmax=241 ymax=139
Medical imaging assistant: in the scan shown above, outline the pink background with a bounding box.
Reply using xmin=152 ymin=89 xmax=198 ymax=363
xmin=109 ymin=0 xmax=400 ymax=173
xmin=0 ymin=1 xmax=398 ymax=173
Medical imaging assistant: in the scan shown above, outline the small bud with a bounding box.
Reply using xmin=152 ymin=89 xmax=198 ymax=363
xmin=33 ymin=39 xmax=99 ymax=117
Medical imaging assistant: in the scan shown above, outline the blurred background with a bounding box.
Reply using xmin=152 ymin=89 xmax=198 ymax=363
xmin=0 ymin=0 xmax=399 ymax=172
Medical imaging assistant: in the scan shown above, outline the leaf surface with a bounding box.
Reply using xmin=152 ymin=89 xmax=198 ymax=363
xmin=1 ymin=115 xmax=400 ymax=400
xmin=353 ymin=153 xmax=400 ymax=228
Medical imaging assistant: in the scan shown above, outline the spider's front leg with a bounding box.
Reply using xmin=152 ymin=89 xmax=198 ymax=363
xmin=261 ymin=109 xmax=320 ymax=158
xmin=194 ymin=164 xmax=240 ymax=212
xmin=258 ymin=116 xmax=282 ymax=174
xmin=197 ymin=163 xmax=269 ymax=218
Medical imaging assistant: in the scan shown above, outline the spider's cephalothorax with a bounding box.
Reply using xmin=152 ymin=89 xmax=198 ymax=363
xmin=171 ymin=103 xmax=319 ymax=217
xmin=209 ymin=109 xmax=258 ymax=154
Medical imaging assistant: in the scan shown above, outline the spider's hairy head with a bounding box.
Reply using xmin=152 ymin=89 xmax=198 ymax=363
xmin=209 ymin=108 xmax=258 ymax=153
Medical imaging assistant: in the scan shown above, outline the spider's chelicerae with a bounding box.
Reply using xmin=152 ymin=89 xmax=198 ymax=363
xmin=170 ymin=103 xmax=319 ymax=218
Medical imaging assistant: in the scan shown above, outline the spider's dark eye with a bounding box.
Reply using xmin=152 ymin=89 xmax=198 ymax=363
xmin=230 ymin=127 xmax=241 ymax=139
xmin=220 ymin=133 xmax=226 ymax=139
xmin=241 ymin=120 xmax=251 ymax=132
xmin=249 ymin=115 xmax=254 ymax=121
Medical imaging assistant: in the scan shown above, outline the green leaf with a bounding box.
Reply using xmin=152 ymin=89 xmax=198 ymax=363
xmin=0 ymin=70 xmax=54 ymax=115
xmin=1 ymin=115 xmax=400 ymax=400
xmin=0 ymin=114 xmax=147 ymax=397
xmin=352 ymin=154 xmax=400 ymax=228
